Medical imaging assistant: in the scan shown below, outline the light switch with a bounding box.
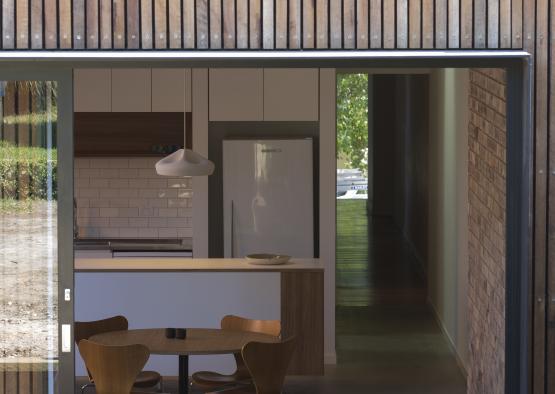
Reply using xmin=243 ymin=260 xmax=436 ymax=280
xmin=64 ymin=289 xmax=71 ymax=301
xmin=62 ymin=324 xmax=71 ymax=353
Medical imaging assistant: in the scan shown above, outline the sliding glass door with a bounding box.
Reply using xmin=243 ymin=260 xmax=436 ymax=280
xmin=0 ymin=70 xmax=73 ymax=393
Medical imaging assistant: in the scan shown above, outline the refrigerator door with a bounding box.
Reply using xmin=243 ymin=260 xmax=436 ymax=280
xmin=223 ymin=139 xmax=314 ymax=258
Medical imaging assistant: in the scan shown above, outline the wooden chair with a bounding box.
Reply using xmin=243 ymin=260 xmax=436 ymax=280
xmin=206 ymin=337 xmax=297 ymax=394
xmin=191 ymin=315 xmax=281 ymax=390
xmin=78 ymin=339 xmax=161 ymax=394
xmin=75 ymin=316 xmax=162 ymax=393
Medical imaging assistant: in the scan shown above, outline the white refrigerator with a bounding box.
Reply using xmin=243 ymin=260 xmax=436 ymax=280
xmin=223 ymin=139 xmax=314 ymax=258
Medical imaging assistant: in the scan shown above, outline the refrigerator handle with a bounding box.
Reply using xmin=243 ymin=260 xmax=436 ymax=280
xmin=231 ymin=200 xmax=235 ymax=258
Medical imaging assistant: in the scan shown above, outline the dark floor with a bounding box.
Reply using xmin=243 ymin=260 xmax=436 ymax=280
xmin=77 ymin=200 xmax=467 ymax=394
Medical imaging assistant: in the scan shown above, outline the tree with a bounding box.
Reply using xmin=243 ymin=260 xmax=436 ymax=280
xmin=336 ymin=73 xmax=369 ymax=176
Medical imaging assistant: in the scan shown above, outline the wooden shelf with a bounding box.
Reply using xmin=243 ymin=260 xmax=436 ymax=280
xmin=74 ymin=112 xmax=192 ymax=157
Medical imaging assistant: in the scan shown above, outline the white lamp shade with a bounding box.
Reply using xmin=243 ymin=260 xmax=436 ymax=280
xmin=155 ymin=149 xmax=215 ymax=177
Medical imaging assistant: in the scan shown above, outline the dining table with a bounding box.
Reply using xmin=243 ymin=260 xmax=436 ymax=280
xmin=90 ymin=327 xmax=279 ymax=394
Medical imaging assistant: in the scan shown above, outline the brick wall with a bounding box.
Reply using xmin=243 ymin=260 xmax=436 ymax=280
xmin=75 ymin=157 xmax=193 ymax=239
xmin=467 ymin=68 xmax=507 ymax=394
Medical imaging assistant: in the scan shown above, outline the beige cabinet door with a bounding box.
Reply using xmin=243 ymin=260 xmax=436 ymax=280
xmin=263 ymin=69 xmax=319 ymax=121
xmin=209 ymin=69 xmax=263 ymax=121
xmin=74 ymin=69 xmax=112 ymax=112
xmin=152 ymin=68 xmax=192 ymax=112
xmin=111 ymin=69 xmax=152 ymax=112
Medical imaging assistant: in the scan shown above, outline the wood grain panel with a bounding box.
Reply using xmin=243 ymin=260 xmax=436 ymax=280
xmin=460 ymin=0 xmax=472 ymax=48
xmin=448 ymin=0 xmax=459 ymax=48
xmin=155 ymin=0 xmax=168 ymax=48
xmin=236 ymin=0 xmax=249 ymax=48
xmin=59 ymin=0 xmax=72 ymax=48
xmin=210 ymin=0 xmax=222 ymax=48
xmin=396 ymin=0 xmax=408 ymax=48
xmin=289 ymin=0 xmax=301 ymax=49
xmin=197 ymin=0 xmax=209 ymax=48
xmin=276 ymin=0 xmax=288 ymax=48
xmin=113 ymin=0 xmax=126 ymax=48
xmin=262 ymin=0 xmax=274 ymax=48
xmin=86 ymin=0 xmax=99 ymax=48
xmin=183 ymin=0 xmax=195 ymax=48
xmin=169 ymin=0 xmax=182 ymax=48
xmin=512 ymin=0 xmax=523 ymax=48
xmin=357 ymin=0 xmax=369 ymax=48
xmin=16 ymin=0 xmax=29 ymax=48
xmin=44 ymin=0 xmax=57 ymax=48
xmin=369 ymin=0 xmax=381 ymax=48
xmin=488 ymin=0 xmax=499 ymax=47
xmin=127 ymin=0 xmax=140 ymax=49
xmin=31 ymin=0 xmax=43 ymax=48
xmin=474 ymin=0 xmax=486 ymax=47
xmin=499 ymin=0 xmax=511 ymax=47
xmin=99 ymin=0 xmax=112 ymax=48
xmin=408 ymin=0 xmax=421 ymax=48
xmin=422 ymin=0 xmax=433 ymax=48
xmin=343 ymin=0 xmax=355 ymax=49
xmin=72 ymin=0 xmax=85 ymax=48
xmin=281 ymin=271 xmax=324 ymax=375
xmin=382 ymin=0 xmax=394 ymax=48
xmin=329 ymin=0 xmax=341 ymax=48
xmin=249 ymin=0 xmax=261 ymax=48
xmin=2 ymin=0 xmax=14 ymax=49
xmin=141 ymin=0 xmax=154 ymax=49
xmin=316 ymin=0 xmax=328 ymax=48
xmin=435 ymin=0 xmax=446 ymax=48
xmin=303 ymin=0 xmax=315 ymax=48
xmin=223 ymin=0 xmax=236 ymax=49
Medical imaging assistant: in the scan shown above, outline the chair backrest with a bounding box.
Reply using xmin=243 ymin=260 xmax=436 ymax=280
xmin=74 ymin=315 xmax=129 ymax=344
xmin=241 ymin=338 xmax=296 ymax=394
xmin=221 ymin=315 xmax=281 ymax=337
xmin=78 ymin=339 xmax=150 ymax=394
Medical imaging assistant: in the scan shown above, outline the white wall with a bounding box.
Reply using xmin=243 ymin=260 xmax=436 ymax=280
xmin=427 ymin=68 xmax=469 ymax=370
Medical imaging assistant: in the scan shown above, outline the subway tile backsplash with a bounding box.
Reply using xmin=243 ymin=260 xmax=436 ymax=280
xmin=75 ymin=157 xmax=192 ymax=239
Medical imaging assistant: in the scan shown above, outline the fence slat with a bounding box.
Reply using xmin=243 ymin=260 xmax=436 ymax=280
xmin=236 ymin=0 xmax=249 ymax=48
xmin=408 ymin=0 xmax=421 ymax=48
xmin=369 ymin=0 xmax=381 ymax=48
xmin=44 ymin=0 xmax=57 ymax=48
xmin=86 ymin=0 xmax=99 ymax=48
xmin=197 ymin=0 xmax=209 ymax=48
xmin=262 ymin=0 xmax=274 ymax=48
xmin=154 ymin=0 xmax=168 ymax=48
xmin=249 ymin=0 xmax=261 ymax=48
xmin=303 ymin=0 xmax=315 ymax=48
xmin=140 ymin=0 xmax=153 ymax=48
xmin=422 ymin=0 xmax=433 ymax=48
xmin=383 ymin=0 xmax=394 ymax=48
xmin=276 ymin=0 xmax=288 ymax=48
xmin=183 ymin=0 xmax=195 ymax=48
xmin=448 ymin=0 xmax=459 ymax=47
xmin=396 ymin=0 xmax=408 ymax=48
xmin=99 ymin=0 xmax=112 ymax=48
xmin=488 ymin=0 xmax=499 ymax=47
xmin=356 ymin=0 xmax=368 ymax=48
xmin=59 ymin=0 xmax=72 ymax=47
xmin=113 ymin=0 xmax=126 ymax=48
xmin=474 ymin=0 xmax=486 ymax=47
xmin=343 ymin=0 xmax=355 ymax=48
xmin=223 ymin=0 xmax=236 ymax=49
xmin=435 ymin=0 xmax=446 ymax=48
xmin=289 ymin=0 xmax=301 ymax=48
xmin=209 ymin=0 xmax=222 ymax=48
xmin=16 ymin=0 xmax=29 ymax=48
xmin=127 ymin=0 xmax=140 ymax=48
xmin=512 ymin=0 xmax=523 ymax=48
xmin=168 ymin=0 xmax=182 ymax=48
xmin=316 ymin=0 xmax=328 ymax=48
xmin=330 ymin=0 xmax=341 ymax=48
xmin=499 ymin=0 xmax=511 ymax=47
xmin=460 ymin=0 xmax=472 ymax=48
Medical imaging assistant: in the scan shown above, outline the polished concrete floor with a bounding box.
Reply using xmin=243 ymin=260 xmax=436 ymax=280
xmin=77 ymin=200 xmax=467 ymax=394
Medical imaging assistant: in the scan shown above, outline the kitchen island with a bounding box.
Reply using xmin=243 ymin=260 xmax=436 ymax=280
xmin=74 ymin=258 xmax=323 ymax=377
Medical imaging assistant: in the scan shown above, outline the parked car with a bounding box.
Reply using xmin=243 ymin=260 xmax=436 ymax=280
xmin=337 ymin=169 xmax=368 ymax=199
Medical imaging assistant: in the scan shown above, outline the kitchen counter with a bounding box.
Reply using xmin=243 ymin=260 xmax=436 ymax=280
xmin=74 ymin=257 xmax=323 ymax=272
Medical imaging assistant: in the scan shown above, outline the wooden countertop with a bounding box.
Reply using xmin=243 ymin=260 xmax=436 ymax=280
xmin=74 ymin=257 xmax=324 ymax=272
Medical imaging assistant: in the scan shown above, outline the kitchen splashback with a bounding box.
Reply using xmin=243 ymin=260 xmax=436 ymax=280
xmin=75 ymin=157 xmax=192 ymax=238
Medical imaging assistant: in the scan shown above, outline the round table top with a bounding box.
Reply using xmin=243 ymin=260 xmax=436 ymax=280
xmin=90 ymin=328 xmax=279 ymax=356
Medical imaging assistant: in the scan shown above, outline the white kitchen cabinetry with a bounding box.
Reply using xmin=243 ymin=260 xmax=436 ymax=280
xmin=263 ymin=68 xmax=319 ymax=121
xmin=111 ymin=69 xmax=152 ymax=112
xmin=208 ymin=69 xmax=264 ymax=121
xmin=152 ymin=68 xmax=192 ymax=112
xmin=73 ymin=69 xmax=112 ymax=112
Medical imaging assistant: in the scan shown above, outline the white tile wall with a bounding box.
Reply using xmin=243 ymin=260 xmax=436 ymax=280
xmin=75 ymin=157 xmax=193 ymax=239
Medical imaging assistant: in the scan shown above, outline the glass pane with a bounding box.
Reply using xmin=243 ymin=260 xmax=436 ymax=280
xmin=0 ymin=81 xmax=58 ymax=393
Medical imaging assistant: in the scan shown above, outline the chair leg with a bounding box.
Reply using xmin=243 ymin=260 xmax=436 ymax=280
xmin=80 ymin=382 xmax=94 ymax=394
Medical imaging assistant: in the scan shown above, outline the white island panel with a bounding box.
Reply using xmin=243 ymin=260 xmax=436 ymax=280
xmin=75 ymin=272 xmax=280 ymax=376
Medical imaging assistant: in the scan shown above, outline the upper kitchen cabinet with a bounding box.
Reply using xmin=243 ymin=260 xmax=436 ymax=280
xmin=209 ymin=69 xmax=264 ymax=121
xmin=152 ymin=69 xmax=192 ymax=112
xmin=111 ymin=69 xmax=152 ymax=112
xmin=74 ymin=69 xmax=112 ymax=112
xmin=263 ymin=69 xmax=319 ymax=121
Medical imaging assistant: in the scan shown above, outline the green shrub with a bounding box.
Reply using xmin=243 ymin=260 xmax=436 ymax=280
xmin=0 ymin=141 xmax=57 ymax=200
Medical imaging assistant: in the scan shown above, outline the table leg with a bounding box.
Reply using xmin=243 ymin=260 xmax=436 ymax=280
xmin=178 ymin=355 xmax=189 ymax=394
